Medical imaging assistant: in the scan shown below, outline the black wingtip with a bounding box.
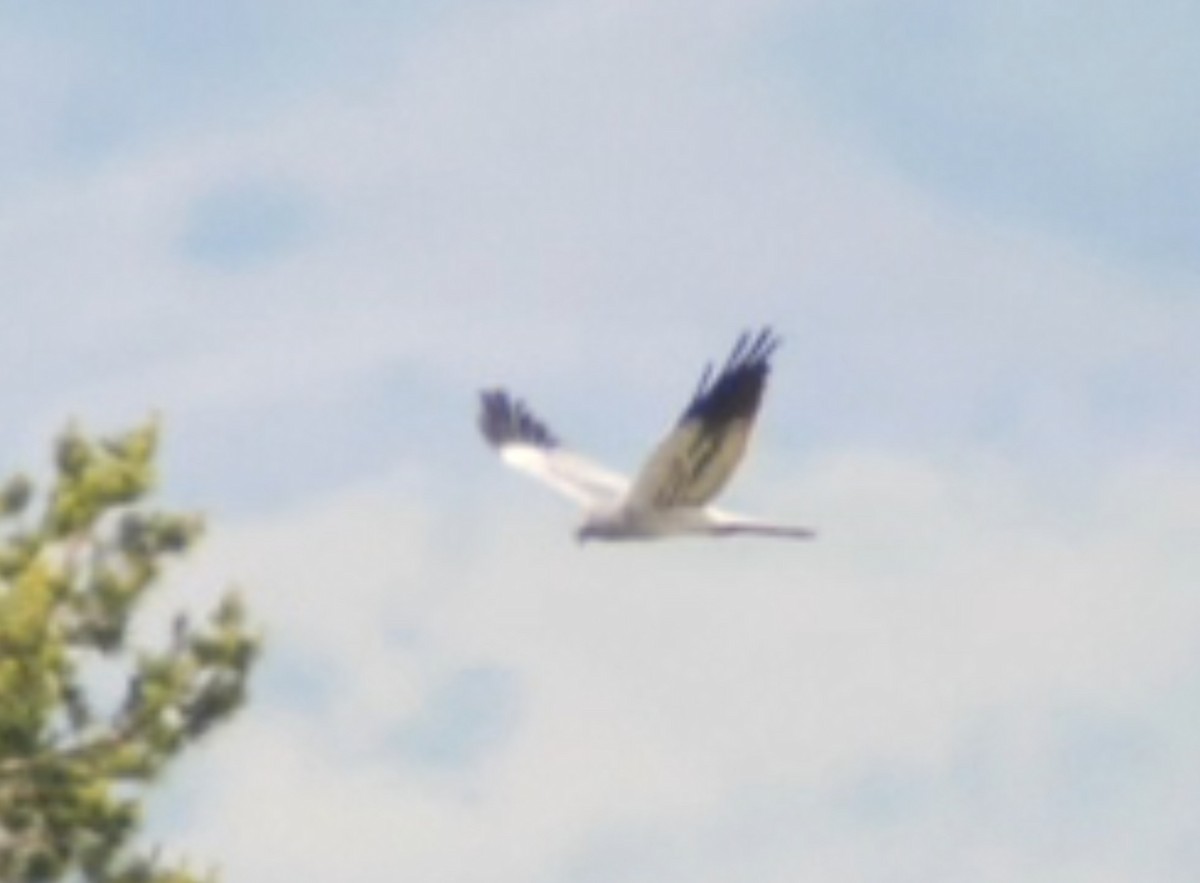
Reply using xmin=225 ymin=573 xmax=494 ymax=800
xmin=682 ymin=327 xmax=780 ymax=427
xmin=478 ymin=389 xmax=560 ymax=449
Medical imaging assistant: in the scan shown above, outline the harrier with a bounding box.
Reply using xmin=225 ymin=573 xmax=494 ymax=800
xmin=479 ymin=328 xmax=814 ymax=543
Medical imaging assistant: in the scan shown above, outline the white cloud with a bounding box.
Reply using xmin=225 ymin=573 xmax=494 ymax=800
xmin=2 ymin=1 xmax=1196 ymax=878
xmin=2 ymin=0 xmax=1193 ymax=470
xmin=139 ymin=446 xmax=1200 ymax=881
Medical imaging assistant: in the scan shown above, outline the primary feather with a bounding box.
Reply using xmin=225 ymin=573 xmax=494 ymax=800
xmin=626 ymin=328 xmax=777 ymax=510
xmin=478 ymin=390 xmax=629 ymax=507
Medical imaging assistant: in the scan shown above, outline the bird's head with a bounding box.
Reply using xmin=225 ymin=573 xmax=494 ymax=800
xmin=575 ymin=510 xmax=625 ymax=545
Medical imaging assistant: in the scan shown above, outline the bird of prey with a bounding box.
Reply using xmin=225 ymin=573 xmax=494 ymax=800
xmin=478 ymin=328 xmax=814 ymax=543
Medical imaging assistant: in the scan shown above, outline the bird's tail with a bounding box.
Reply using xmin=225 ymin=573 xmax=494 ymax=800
xmin=710 ymin=512 xmax=816 ymax=540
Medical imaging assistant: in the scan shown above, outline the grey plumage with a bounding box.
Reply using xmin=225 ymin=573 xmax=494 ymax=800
xmin=478 ymin=328 xmax=814 ymax=543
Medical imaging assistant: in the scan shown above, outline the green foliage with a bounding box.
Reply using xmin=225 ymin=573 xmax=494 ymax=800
xmin=0 ymin=421 xmax=259 ymax=882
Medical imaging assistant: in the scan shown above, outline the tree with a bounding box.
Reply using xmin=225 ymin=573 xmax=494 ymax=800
xmin=0 ymin=420 xmax=259 ymax=882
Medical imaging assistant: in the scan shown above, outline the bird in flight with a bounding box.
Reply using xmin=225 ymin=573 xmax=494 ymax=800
xmin=478 ymin=328 xmax=815 ymax=543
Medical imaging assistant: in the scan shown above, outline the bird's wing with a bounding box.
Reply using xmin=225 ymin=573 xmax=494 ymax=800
xmin=626 ymin=328 xmax=779 ymax=511
xmin=478 ymin=389 xmax=631 ymax=508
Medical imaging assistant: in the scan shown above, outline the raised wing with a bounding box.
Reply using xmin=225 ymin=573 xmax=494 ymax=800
xmin=626 ymin=328 xmax=779 ymax=511
xmin=478 ymin=389 xmax=630 ymax=508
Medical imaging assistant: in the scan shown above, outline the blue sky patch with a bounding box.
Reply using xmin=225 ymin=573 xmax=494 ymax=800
xmin=778 ymin=0 xmax=1200 ymax=270
xmin=393 ymin=665 xmax=522 ymax=768
xmin=181 ymin=179 xmax=321 ymax=271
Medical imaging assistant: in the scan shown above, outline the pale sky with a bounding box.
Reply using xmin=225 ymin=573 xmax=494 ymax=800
xmin=2 ymin=1 xmax=1198 ymax=880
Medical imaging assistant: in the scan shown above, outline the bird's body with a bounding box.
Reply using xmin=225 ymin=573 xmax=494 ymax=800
xmin=478 ymin=328 xmax=814 ymax=543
